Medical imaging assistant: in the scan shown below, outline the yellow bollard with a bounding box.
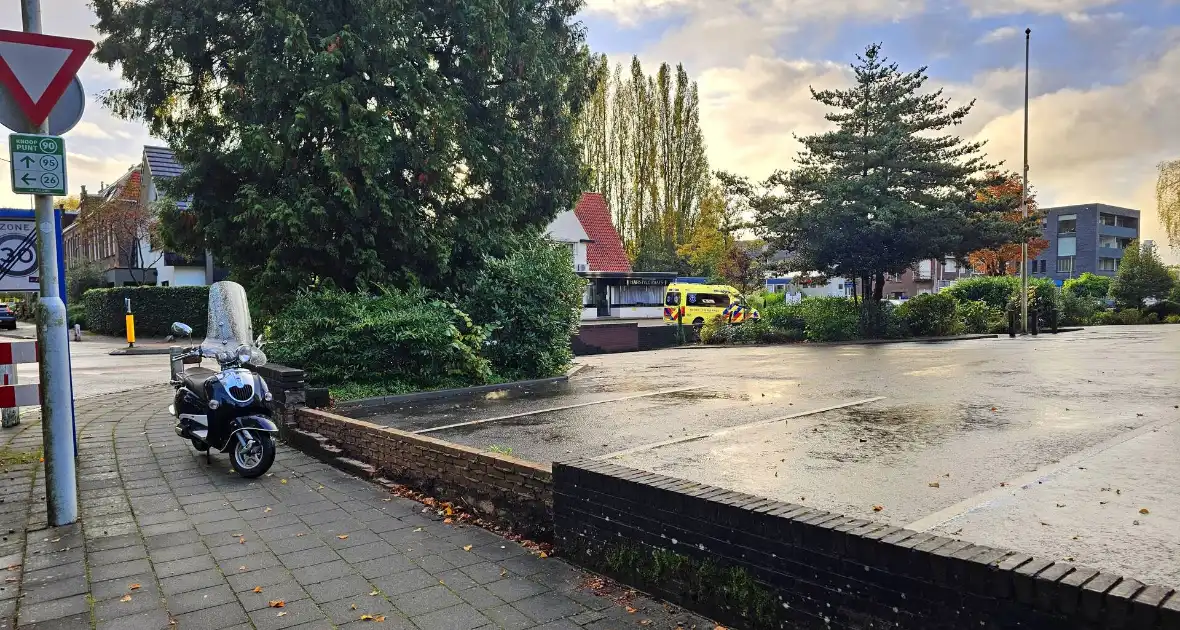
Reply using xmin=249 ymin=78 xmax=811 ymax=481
xmin=124 ymin=298 xmax=135 ymax=348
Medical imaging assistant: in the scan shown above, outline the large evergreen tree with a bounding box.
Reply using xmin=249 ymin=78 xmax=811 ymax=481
xmin=754 ymin=44 xmax=1026 ymax=301
xmin=92 ymin=0 xmax=592 ymax=310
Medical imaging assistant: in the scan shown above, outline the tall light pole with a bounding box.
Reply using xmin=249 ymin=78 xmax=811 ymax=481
xmin=1020 ymin=28 xmax=1031 ymax=334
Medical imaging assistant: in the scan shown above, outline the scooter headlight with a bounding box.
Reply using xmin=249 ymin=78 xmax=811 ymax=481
xmin=236 ymin=344 xmax=253 ymax=365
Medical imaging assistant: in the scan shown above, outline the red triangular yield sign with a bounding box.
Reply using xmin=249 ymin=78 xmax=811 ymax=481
xmin=0 ymin=29 xmax=93 ymax=127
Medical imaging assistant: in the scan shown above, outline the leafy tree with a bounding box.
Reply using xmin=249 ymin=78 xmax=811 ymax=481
xmin=56 ymin=195 xmax=80 ymax=211
xmin=966 ymin=172 xmax=1046 ymax=275
xmin=715 ymin=241 xmax=765 ymax=293
xmin=1062 ymin=272 xmax=1112 ymax=301
xmin=676 ymin=172 xmax=751 ymax=277
xmin=1110 ymin=240 xmax=1175 ymax=308
xmin=93 ymin=0 xmax=593 ymax=312
xmin=75 ymin=169 xmax=164 ymax=285
xmin=753 ymin=44 xmax=1021 ymax=301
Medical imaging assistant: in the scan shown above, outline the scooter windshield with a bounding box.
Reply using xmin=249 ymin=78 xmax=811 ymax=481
xmin=200 ymin=281 xmax=267 ymax=365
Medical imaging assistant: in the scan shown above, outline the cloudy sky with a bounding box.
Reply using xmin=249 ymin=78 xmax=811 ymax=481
xmin=3 ymin=0 xmax=1178 ymax=259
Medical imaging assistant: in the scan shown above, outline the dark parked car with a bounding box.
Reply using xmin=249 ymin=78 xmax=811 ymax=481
xmin=0 ymin=304 xmax=17 ymax=330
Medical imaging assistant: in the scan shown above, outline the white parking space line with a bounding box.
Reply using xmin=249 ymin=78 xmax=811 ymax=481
xmin=904 ymin=415 xmax=1180 ymax=532
xmin=413 ymin=385 xmax=705 ymax=435
xmin=593 ymin=396 xmax=886 ymax=460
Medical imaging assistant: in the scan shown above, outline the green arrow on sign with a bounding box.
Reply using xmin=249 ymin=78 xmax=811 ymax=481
xmin=19 ymin=174 xmax=34 ymax=185
xmin=18 ymin=156 xmax=34 ymax=168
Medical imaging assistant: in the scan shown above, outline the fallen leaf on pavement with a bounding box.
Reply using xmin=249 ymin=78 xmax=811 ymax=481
xmin=281 ymin=479 xmax=288 ymax=484
xmin=239 ymin=537 xmax=246 ymax=544
xmin=626 ymin=607 xmax=637 ymax=614
xmin=374 ymin=615 xmax=386 ymax=622
xmin=928 ymin=482 xmax=939 ymax=488
xmin=277 ymin=611 xmax=286 ymax=617
xmin=443 ymin=518 xmax=453 ymax=525
xmin=463 ymin=545 xmax=473 ymax=551
xmin=129 ymin=584 xmax=141 ymax=590
xmin=413 ymin=528 xmax=423 ymax=532
xmin=5 ymin=565 xmax=19 ymax=571
xmin=239 ymin=566 xmax=248 ymax=571
xmin=872 ymin=505 xmax=884 ymax=512
xmin=337 ymin=534 xmax=349 ymax=540
xmin=253 ymin=586 xmax=263 ymax=593
xmin=538 ymin=551 xmax=548 ymax=559
xmin=268 ymin=600 xmax=285 ymax=608
xmin=500 ymin=569 xmax=508 ymax=577
xmin=444 ymin=505 xmax=454 ymax=516
xmin=264 ymin=507 xmax=272 ymax=513
xmin=120 ymin=595 xmax=132 ymax=602
xmin=1139 ymin=508 xmax=1150 ymax=515
xmin=370 ymin=590 xmax=379 ymax=596
xmin=360 ymin=614 xmax=374 ymax=621
xmin=351 ymin=603 xmax=357 ymax=610
xmin=318 ymin=485 xmax=325 ymax=490
xmin=296 ymin=533 xmax=306 ymax=537
xmin=640 ymin=620 xmax=652 ymax=626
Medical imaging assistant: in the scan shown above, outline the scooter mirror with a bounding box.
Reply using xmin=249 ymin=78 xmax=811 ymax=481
xmin=172 ymin=322 xmax=193 ymax=337
xmin=254 ymin=334 xmax=265 ymax=348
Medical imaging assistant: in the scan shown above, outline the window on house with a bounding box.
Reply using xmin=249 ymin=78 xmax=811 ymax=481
xmin=1040 ymin=260 xmax=1047 ymax=273
xmin=1117 ymin=215 xmax=1137 ymax=229
xmin=890 ymin=292 xmax=905 ymax=299
xmin=1057 ymin=214 xmax=1077 ymax=235
xmin=1057 ymin=256 xmax=1075 ymax=274
xmin=1098 ymin=258 xmax=1120 ymax=272
xmin=1100 ymin=213 xmax=1116 ymax=226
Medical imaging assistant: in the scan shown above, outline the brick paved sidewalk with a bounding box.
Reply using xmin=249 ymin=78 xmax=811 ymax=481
xmin=0 ymin=386 xmax=712 ymax=630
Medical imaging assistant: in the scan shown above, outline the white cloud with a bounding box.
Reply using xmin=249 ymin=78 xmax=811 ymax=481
xmin=585 ymin=0 xmax=926 ymax=30
xmin=65 ymin=121 xmax=111 ymax=140
xmin=963 ymin=0 xmax=1121 ymax=18
xmin=1062 ymin=11 xmax=1124 ymax=23
xmin=978 ymin=26 xmax=1020 ymax=44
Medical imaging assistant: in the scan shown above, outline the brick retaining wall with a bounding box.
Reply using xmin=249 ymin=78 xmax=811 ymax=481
xmin=553 ymin=458 xmax=1179 ymax=630
xmin=292 ymin=408 xmax=553 ymax=539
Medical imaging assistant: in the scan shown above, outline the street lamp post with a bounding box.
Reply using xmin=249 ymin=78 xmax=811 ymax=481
xmin=1020 ymin=28 xmax=1031 ymax=334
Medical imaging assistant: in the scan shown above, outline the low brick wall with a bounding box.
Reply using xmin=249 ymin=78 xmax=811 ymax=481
xmin=571 ymin=322 xmax=639 ymax=355
xmin=554 ymin=459 xmax=1179 ymax=630
xmin=292 ymin=408 xmax=553 ymax=540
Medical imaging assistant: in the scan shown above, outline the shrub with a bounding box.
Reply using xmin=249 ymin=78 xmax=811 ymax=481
xmin=759 ymin=291 xmax=786 ymax=308
xmin=1112 ymin=308 xmax=1143 ymax=326
xmin=1143 ymin=300 xmax=1180 ymax=320
xmin=761 ymin=303 xmax=806 ymax=338
xmin=799 ymin=297 xmax=859 ymax=342
xmin=267 ymin=287 xmax=491 ymax=396
xmin=698 ymin=316 xmax=729 ymax=345
xmin=461 ymin=239 xmax=585 ymax=381
xmin=66 ymin=260 xmax=105 ymax=304
xmin=1092 ymin=310 xmax=1118 ymax=326
xmin=82 ymin=286 xmax=209 ymax=337
xmin=1062 ymin=273 xmax=1112 ymax=301
xmin=1144 ymin=312 xmax=1161 ymax=324
xmin=857 ymin=300 xmax=904 ymax=339
xmin=1165 ymin=314 xmax=1180 ymax=324
xmin=67 ymin=303 xmax=86 ymax=329
xmin=1060 ymin=291 xmax=1101 ymax=326
xmin=896 ymin=293 xmax=962 ymax=337
xmin=944 ymin=276 xmax=1019 ymax=310
xmin=957 ymin=300 xmax=1002 ymax=334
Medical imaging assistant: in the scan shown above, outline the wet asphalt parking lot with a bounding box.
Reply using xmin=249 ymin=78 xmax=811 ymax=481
xmin=344 ymin=325 xmax=1180 ymax=588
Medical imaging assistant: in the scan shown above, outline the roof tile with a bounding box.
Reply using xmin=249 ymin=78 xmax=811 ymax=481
xmin=573 ymin=192 xmax=631 ymax=272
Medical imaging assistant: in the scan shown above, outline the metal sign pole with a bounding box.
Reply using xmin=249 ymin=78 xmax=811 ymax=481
xmin=21 ymin=0 xmax=77 ymax=526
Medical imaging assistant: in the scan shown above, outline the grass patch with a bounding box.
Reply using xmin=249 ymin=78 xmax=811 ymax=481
xmin=0 ymin=447 xmax=41 ymax=467
xmin=328 ymin=375 xmax=513 ymax=403
xmin=488 ymin=445 xmax=514 ymax=456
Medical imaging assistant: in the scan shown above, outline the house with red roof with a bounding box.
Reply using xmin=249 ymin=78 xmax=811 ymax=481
xmin=546 ymin=192 xmax=676 ymax=321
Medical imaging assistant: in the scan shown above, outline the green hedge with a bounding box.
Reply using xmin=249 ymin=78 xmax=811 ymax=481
xmin=944 ymin=276 xmax=1020 ymax=310
xmin=896 ymin=293 xmax=962 ymax=337
xmin=82 ymin=286 xmax=209 ymax=337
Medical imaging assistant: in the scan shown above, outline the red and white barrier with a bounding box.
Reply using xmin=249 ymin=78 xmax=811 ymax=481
xmin=0 ymin=341 xmax=38 ymax=408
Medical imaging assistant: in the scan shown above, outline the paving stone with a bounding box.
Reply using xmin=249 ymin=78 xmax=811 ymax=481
xmin=93 ymin=588 xmax=166 ymax=622
xmin=305 ymin=574 xmax=375 ymax=604
xmin=16 ymin=594 xmax=90 ymax=626
xmin=95 ymin=607 xmax=173 ymax=630
xmin=485 ymin=576 xmax=549 ymax=604
xmin=148 ymin=541 xmax=207 ymax=563
xmin=461 ymin=562 xmax=512 ymax=585
xmin=173 ymin=601 xmax=249 ymax=630
xmin=393 ymin=584 xmax=466 ymax=617
xmin=512 ymin=592 xmax=586 ymax=623
xmin=319 ymin=595 xmax=397 ymax=626
xmin=91 ymin=573 xmax=158 ymax=601
xmin=166 ymin=583 xmax=237 ymax=615
xmin=154 ymin=553 xmax=217 ymax=578
xmin=160 ymin=568 xmax=226 ymax=596
xmin=144 ymin=529 xmax=200 ymax=550
xmin=457 ymin=585 xmax=506 ymax=611
xmin=350 ymin=554 xmax=416 ymax=580
xmin=15 ymin=611 xmax=90 ymax=630
xmin=238 ymin=580 xmax=310 ymax=611
xmin=338 ymin=541 xmax=398 ymax=564
xmin=290 ymin=560 xmax=355 ymax=586
xmin=218 ymin=551 xmax=282 ymax=574
xmin=248 ymin=597 xmax=327 ymax=630
xmin=372 ymin=568 xmax=438 ymax=596
xmin=279 ymin=546 xmax=341 ymax=570
xmin=90 ymin=557 xmax=153 ymax=582
xmin=410 ymin=603 xmax=492 ymax=630
xmin=22 ymin=547 xmax=84 ymax=573
xmin=19 ymin=573 xmax=88 ymax=605
xmin=479 ymin=603 xmax=536 ymax=630
xmin=227 ymin=566 xmax=295 ymax=592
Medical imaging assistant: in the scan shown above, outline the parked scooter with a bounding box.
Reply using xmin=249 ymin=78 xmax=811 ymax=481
xmin=168 ymin=281 xmax=278 ymax=478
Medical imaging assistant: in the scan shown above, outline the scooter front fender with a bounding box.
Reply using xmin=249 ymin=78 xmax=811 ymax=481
xmin=230 ymin=415 xmax=279 ymax=433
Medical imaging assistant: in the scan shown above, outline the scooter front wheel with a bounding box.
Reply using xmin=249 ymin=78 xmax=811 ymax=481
xmin=231 ymin=432 xmax=276 ymax=478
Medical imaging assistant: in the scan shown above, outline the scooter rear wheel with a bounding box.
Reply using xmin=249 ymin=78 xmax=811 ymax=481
xmin=231 ymin=433 xmax=276 ymax=479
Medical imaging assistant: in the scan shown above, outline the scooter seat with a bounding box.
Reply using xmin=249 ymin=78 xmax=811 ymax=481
xmin=182 ymin=367 xmax=217 ymax=395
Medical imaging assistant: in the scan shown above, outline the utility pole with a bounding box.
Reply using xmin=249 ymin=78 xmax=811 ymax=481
xmin=21 ymin=0 xmax=78 ymax=526
xmin=1020 ymin=28 xmax=1031 ymax=335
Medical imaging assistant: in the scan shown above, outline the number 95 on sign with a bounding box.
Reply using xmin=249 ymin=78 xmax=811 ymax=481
xmin=8 ymin=133 xmax=68 ymax=196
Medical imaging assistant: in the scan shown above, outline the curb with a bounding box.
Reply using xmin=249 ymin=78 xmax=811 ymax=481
xmin=108 ymin=347 xmax=174 ymax=356
xmin=675 ymin=334 xmax=999 ymax=350
xmin=336 ymin=374 xmax=571 ymax=410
